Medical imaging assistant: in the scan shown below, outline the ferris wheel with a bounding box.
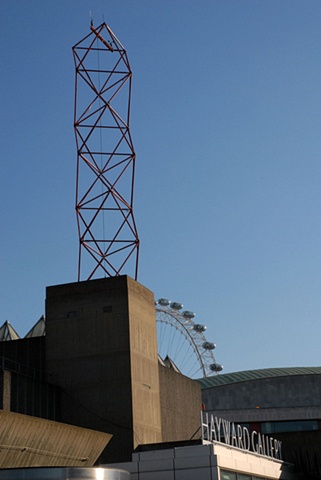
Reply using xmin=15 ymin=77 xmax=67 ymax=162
xmin=155 ymin=298 xmax=223 ymax=379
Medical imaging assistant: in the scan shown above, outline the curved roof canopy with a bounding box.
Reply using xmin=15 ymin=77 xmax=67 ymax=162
xmin=197 ymin=366 xmax=321 ymax=389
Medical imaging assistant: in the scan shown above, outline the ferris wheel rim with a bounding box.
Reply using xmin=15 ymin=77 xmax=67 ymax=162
xmin=155 ymin=302 xmax=221 ymax=378
xmin=156 ymin=305 xmax=207 ymax=377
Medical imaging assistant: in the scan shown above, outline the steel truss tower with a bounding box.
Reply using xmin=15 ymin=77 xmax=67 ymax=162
xmin=72 ymin=23 xmax=139 ymax=281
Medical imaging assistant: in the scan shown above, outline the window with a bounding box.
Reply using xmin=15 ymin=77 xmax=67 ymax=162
xmin=220 ymin=471 xmax=268 ymax=480
xmin=221 ymin=471 xmax=237 ymax=480
xmin=261 ymin=420 xmax=318 ymax=434
xmin=103 ymin=306 xmax=113 ymax=313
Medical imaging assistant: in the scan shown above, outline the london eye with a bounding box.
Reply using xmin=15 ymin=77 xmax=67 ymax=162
xmin=156 ymin=298 xmax=223 ymax=379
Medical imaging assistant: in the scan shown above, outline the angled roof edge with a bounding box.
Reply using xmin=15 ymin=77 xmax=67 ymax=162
xmin=25 ymin=315 xmax=46 ymax=338
xmin=197 ymin=366 xmax=321 ymax=389
xmin=0 ymin=321 xmax=20 ymax=341
xmin=0 ymin=410 xmax=112 ymax=467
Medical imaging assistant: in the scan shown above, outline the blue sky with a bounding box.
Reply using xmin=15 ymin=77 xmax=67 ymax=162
xmin=1 ymin=1 xmax=321 ymax=374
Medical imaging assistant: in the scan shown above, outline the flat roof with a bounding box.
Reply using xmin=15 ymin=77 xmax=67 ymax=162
xmin=197 ymin=366 xmax=321 ymax=389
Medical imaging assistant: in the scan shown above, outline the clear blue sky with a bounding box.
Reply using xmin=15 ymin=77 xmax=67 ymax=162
xmin=1 ymin=0 xmax=321 ymax=374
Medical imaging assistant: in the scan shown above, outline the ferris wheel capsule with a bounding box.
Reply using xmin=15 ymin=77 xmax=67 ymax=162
xmin=183 ymin=310 xmax=196 ymax=319
xmin=158 ymin=298 xmax=170 ymax=306
xmin=210 ymin=363 xmax=223 ymax=372
xmin=170 ymin=302 xmax=183 ymax=310
xmin=202 ymin=341 xmax=216 ymax=350
xmin=193 ymin=323 xmax=206 ymax=332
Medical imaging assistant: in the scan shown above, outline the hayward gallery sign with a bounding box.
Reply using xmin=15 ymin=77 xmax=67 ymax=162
xmin=201 ymin=412 xmax=282 ymax=460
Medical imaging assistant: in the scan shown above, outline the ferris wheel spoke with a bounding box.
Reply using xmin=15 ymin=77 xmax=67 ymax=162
xmin=186 ymin=360 xmax=203 ymax=379
xmin=157 ymin=320 xmax=167 ymax=352
xmin=167 ymin=325 xmax=177 ymax=357
xmin=155 ymin=301 xmax=223 ymax=379
xmin=173 ymin=333 xmax=187 ymax=360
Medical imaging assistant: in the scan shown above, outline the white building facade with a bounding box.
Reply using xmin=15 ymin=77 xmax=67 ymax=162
xmin=106 ymin=441 xmax=297 ymax=480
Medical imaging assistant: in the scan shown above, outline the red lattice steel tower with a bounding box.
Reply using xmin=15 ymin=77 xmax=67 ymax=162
xmin=72 ymin=23 xmax=139 ymax=281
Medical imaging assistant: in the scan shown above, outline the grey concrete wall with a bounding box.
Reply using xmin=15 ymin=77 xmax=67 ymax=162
xmin=201 ymin=405 xmax=321 ymax=424
xmin=159 ymin=365 xmax=201 ymax=442
xmin=202 ymin=374 xmax=321 ymax=414
xmin=2 ymin=370 xmax=10 ymax=411
xmin=126 ymin=277 xmax=162 ymax=448
xmin=45 ymin=276 xmax=161 ymax=464
xmin=0 ymin=337 xmax=45 ymax=376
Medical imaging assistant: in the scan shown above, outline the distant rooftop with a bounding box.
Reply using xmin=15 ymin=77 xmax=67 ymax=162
xmin=0 ymin=316 xmax=45 ymax=341
xmin=0 ymin=321 xmax=20 ymax=341
xmin=24 ymin=315 xmax=45 ymax=338
xmin=197 ymin=366 xmax=321 ymax=389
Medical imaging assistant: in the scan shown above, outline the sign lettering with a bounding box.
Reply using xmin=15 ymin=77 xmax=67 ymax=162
xmin=201 ymin=412 xmax=282 ymax=460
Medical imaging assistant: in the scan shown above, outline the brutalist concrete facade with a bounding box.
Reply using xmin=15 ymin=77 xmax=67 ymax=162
xmin=159 ymin=365 xmax=201 ymax=443
xmin=45 ymin=276 xmax=163 ymax=463
xmin=0 ymin=276 xmax=202 ymax=464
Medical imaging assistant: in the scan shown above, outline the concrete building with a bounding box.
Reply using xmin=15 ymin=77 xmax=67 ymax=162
xmin=0 ymin=276 xmax=201 ymax=464
xmin=198 ymin=368 xmax=321 ymax=477
xmin=1 ymin=276 xmax=320 ymax=477
xmin=106 ymin=441 xmax=297 ymax=480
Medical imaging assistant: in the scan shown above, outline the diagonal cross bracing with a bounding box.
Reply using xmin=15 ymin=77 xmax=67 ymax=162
xmin=73 ymin=22 xmax=139 ymax=280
